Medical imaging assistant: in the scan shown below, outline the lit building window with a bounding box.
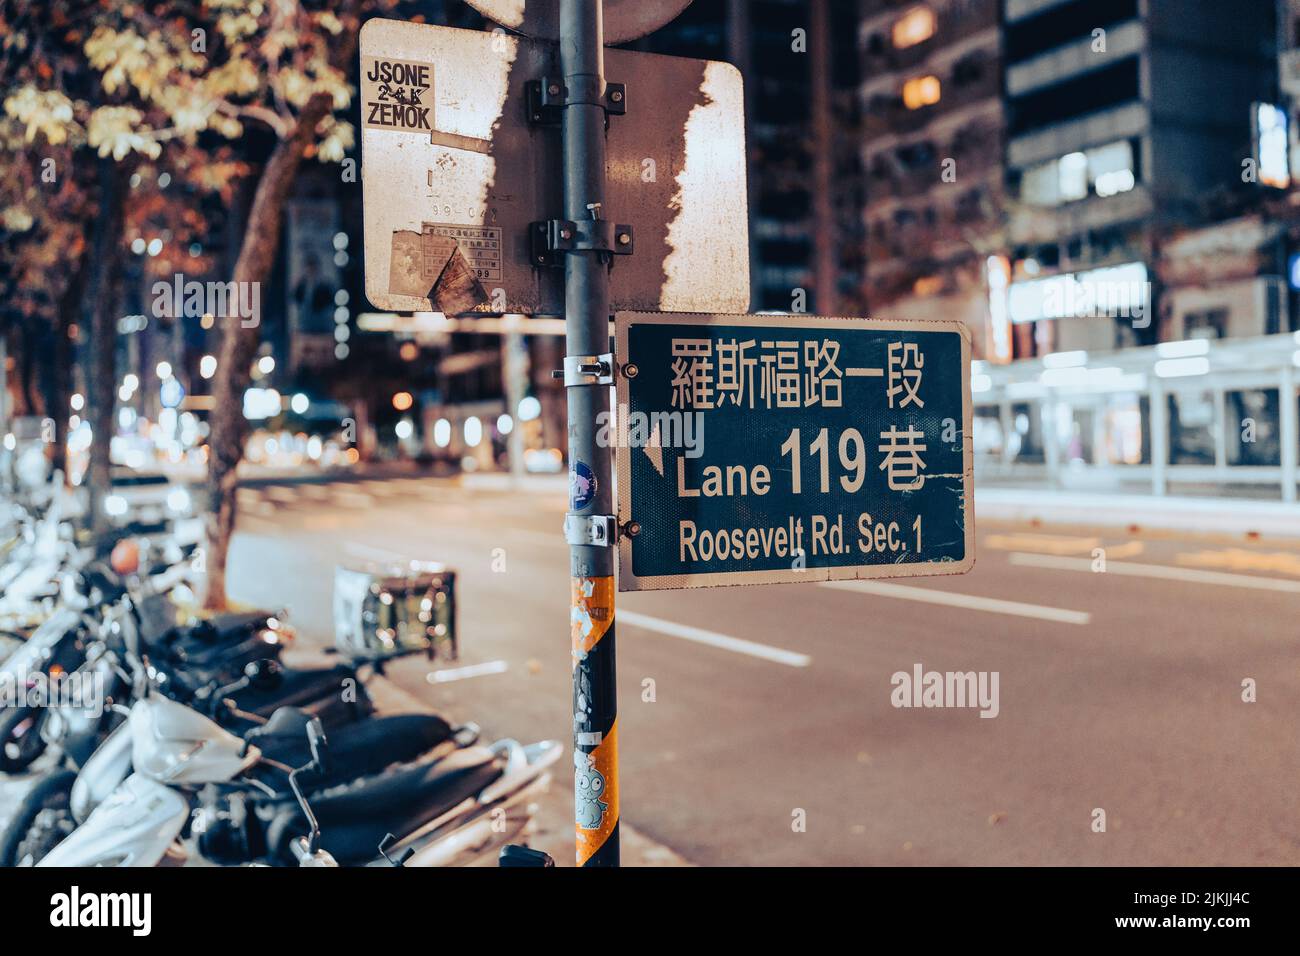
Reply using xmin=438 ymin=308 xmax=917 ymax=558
xmin=1057 ymin=152 xmax=1088 ymax=202
xmin=902 ymin=75 xmax=941 ymax=110
xmin=1022 ymin=162 xmax=1060 ymax=206
xmin=892 ymin=7 xmax=936 ymax=49
xmin=1021 ymin=141 xmax=1137 ymax=206
xmin=1089 ymin=141 xmax=1136 ymax=197
xmin=1254 ymin=102 xmax=1291 ymax=189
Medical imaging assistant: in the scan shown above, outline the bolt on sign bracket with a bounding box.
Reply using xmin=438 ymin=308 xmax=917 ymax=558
xmin=527 ymin=78 xmax=626 ymax=125
xmin=552 ymin=352 xmax=616 ymax=387
xmin=564 ymin=513 xmax=619 ymax=548
xmin=531 ymin=219 xmax=634 ymax=267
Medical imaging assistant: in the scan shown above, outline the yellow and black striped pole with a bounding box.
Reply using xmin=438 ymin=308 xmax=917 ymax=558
xmin=560 ymin=0 xmax=620 ymax=867
xmin=572 ymin=576 xmax=619 ymax=865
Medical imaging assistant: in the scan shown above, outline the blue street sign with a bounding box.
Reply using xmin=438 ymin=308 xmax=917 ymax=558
xmin=614 ymin=312 xmax=974 ymax=591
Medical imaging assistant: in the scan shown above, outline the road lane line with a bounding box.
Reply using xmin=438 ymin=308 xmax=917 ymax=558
xmin=616 ymin=610 xmax=811 ymax=668
xmin=426 ymin=660 xmax=510 ymax=683
xmin=1007 ymin=552 xmax=1300 ymax=594
xmin=984 ymin=532 xmax=1100 ymax=555
xmin=819 ymin=580 xmax=1091 ymax=625
xmin=1176 ymin=548 xmax=1300 ymax=578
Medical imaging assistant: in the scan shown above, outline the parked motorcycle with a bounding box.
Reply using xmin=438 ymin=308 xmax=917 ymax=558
xmin=0 ymin=554 xmax=298 ymax=774
xmin=0 ymin=594 xmax=457 ymax=866
xmin=29 ymin=677 xmax=555 ymax=868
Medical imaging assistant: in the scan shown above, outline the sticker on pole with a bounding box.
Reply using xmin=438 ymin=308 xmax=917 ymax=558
xmin=359 ymin=18 xmax=749 ymax=317
xmin=614 ymin=312 xmax=975 ymax=592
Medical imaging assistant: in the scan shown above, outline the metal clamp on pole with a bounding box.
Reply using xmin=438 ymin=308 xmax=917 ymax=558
xmin=564 ymin=513 xmax=619 ymax=547
xmin=527 ymin=78 xmax=626 ymax=125
xmin=531 ymin=219 xmax=634 ymax=267
xmin=551 ymin=353 xmax=615 ymax=387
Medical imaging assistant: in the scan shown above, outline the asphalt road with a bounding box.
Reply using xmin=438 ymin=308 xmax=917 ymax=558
xmin=223 ymin=474 xmax=1300 ymax=867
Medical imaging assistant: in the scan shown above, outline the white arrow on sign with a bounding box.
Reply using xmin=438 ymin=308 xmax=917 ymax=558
xmin=642 ymin=421 xmax=664 ymax=477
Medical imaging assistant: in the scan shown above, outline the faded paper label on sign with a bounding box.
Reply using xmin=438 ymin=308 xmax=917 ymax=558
xmin=387 ymin=225 xmax=488 ymax=314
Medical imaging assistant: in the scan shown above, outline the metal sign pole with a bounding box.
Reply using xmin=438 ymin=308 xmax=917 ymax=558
xmin=560 ymin=0 xmax=620 ymax=867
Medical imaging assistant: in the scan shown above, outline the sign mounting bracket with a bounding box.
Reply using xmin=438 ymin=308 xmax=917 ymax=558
xmin=527 ymin=78 xmax=626 ymax=125
xmin=563 ymin=513 xmax=620 ymax=548
xmin=551 ymin=352 xmax=616 ymax=387
xmin=531 ymin=218 xmax=634 ymax=267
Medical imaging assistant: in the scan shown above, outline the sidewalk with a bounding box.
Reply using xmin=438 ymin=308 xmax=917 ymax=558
xmin=976 ymin=486 xmax=1300 ymax=539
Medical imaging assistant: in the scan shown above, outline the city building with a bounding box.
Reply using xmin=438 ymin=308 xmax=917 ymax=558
xmin=857 ymin=0 xmax=1005 ymax=348
xmin=999 ymin=0 xmax=1278 ymax=356
xmin=855 ymin=0 xmax=1298 ymax=502
xmin=859 ymin=0 xmax=1281 ymax=357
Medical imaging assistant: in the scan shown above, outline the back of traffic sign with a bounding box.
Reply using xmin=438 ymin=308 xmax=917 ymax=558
xmin=463 ymin=0 xmax=695 ymax=44
xmin=360 ymin=18 xmax=748 ymax=317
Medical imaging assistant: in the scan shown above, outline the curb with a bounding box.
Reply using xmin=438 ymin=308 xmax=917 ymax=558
xmin=975 ymin=487 xmax=1300 ymax=540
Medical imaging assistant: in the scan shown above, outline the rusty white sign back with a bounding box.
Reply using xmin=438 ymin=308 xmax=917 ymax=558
xmin=359 ymin=18 xmax=750 ymax=317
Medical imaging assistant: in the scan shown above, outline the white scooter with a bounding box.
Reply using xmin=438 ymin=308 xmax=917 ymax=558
xmin=38 ymin=690 xmax=316 ymax=866
xmin=36 ymin=679 xmax=560 ymax=867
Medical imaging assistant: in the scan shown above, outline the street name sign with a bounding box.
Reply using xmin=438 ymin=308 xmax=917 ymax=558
xmin=614 ymin=312 xmax=974 ymax=591
xmin=360 ymin=19 xmax=749 ymax=317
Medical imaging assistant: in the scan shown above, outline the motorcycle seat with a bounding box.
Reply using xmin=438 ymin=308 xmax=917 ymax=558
xmin=229 ymin=663 xmax=355 ymax=714
xmin=250 ymin=708 xmax=456 ymax=792
xmin=187 ymin=610 xmax=278 ymax=643
xmin=265 ymin=747 xmax=505 ymax=865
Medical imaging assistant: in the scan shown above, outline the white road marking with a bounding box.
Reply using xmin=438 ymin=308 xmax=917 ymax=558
xmin=426 ymin=660 xmax=510 ymax=683
xmin=617 ymin=610 xmax=811 ymax=667
xmin=1007 ymin=552 xmax=1300 ymax=594
xmin=820 ymin=579 xmax=1091 ymax=625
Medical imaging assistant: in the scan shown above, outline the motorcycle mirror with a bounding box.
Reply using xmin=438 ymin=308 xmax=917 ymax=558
xmin=243 ymin=658 xmax=282 ymax=690
xmin=306 ymin=717 xmax=329 ymax=774
xmin=378 ymin=833 xmax=416 ymax=867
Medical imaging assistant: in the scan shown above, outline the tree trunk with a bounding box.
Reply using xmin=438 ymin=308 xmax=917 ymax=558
xmin=203 ymin=94 xmax=341 ymax=608
xmin=15 ymin=320 xmax=38 ymax=417
xmin=47 ymin=251 xmax=88 ymax=478
xmin=85 ymin=156 xmax=129 ymax=533
xmin=203 ymin=4 xmax=361 ymax=609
